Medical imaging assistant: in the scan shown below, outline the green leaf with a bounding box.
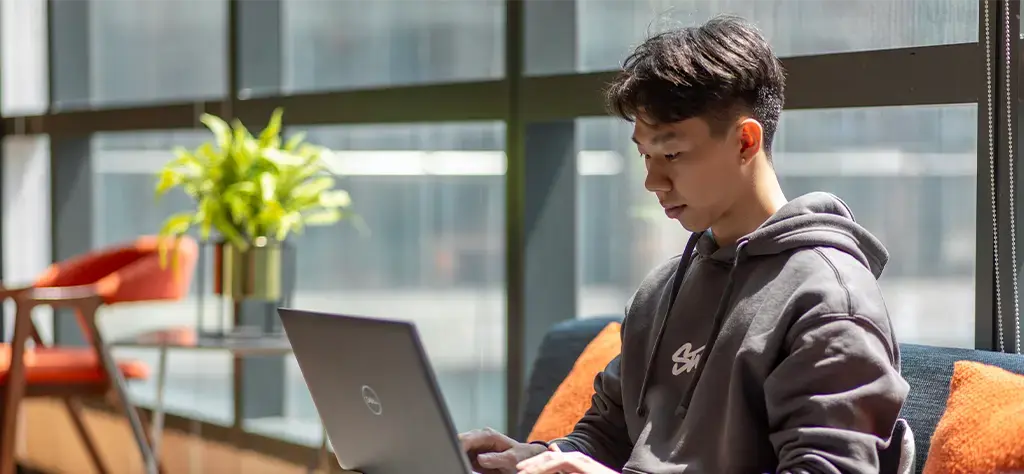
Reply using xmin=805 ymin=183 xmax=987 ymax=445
xmin=291 ymin=176 xmax=335 ymax=200
xmin=262 ymin=148 xmax=306 ymax=167
xmin=259 ymin=172 xmax=277 ymax=203
xmin=275 ymin=211 xmax=302 ymax=241
xmin=223 ymin=193 xmax=250 ymax=225
xmin=259 ymin=108 xmax=284 ymax=148
xmin=168 ymin=147 xmax=203 ymax=171
xmin=197 ymin=142 xmax=220 ymax=166
xmin=155 ymin=168 xmax=184 ymax=196
xmin=294 ymin=144 xmax=326 ymax=163
xmin=283 ymin=132 xmax=306 ymax=152
xmin=200 ymin=114 xmax=232 ymax=151
xmin=226 ymin=181 xmax=258 ymax=195
xmin=229 ymin=119 xmax=254 ymax=170
xmin=302 ymin=209 xmax=342 ymax=226
xmin=319 ymin=189 xmax=352 ymax=208
xmin=159 ymin=212 xmax=195 ymax=237
xmin=231 ymin=118 xmax=251 ymax=143
xmin=196 ymin=197 xmax=220 ymax=240
xmin=213 ymin=213 xmax=249 ymax=250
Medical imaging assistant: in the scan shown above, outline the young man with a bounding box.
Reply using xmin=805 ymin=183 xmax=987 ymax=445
xmin=460 ymin=15 xmax=912 ymax=474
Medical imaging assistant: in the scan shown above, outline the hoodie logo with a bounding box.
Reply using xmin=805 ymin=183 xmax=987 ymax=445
xmin=671 ymin=343 xmax=705 ymax=375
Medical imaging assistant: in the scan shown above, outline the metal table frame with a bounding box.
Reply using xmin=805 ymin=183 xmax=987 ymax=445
xmin=112 ymin=333 xmax=331 ymax=472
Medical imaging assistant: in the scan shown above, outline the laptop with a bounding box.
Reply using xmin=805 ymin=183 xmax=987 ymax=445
xmin=278 ymin=308 xmax=478 ymax=474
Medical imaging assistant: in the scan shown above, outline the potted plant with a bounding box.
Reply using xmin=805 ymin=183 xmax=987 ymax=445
xmin=154 ymin=107 xmax=352 ymax=301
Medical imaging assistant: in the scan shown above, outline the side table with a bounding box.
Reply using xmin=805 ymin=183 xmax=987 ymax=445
xmin=111 ymin=328 xmax=332 ymax=473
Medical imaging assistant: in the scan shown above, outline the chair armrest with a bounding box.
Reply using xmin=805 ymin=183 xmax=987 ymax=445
xmin=18 ymin=285 xmax=104 ymax=309
xmin=0 ymin=283 xmax=34 ymax=299
xmin=1 ymin=286 xmax=48 ymax=346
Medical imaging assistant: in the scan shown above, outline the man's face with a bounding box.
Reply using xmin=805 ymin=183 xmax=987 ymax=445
xmin=633 ymin=115 xmax=751 ymax=233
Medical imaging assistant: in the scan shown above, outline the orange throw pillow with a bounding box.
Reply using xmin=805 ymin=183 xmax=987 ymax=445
xmin=923 ymin=361 xmax=1024 ymax=474
xmin=527 ymin=322 xmax=622 ymax=442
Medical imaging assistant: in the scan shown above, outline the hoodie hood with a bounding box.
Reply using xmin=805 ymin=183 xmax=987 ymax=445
xmin=695 ymin=192 xmax=889 ymax=278
xmin=743 ymin=191 xmax=889 ymax=277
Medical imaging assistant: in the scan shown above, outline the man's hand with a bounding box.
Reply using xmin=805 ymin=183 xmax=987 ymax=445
xmin=459 ymin=427 xmax=548 ymax=474
xmin=516 ymin=444 xmax=619 ymax=474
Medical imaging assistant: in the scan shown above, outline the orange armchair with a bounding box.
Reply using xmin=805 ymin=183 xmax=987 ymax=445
xmin=0 ymin=235 xmax=198 ymax=474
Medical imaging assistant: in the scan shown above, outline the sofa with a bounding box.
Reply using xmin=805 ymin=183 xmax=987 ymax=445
xmin=517 ymin=316 xmax=1024 ymax=474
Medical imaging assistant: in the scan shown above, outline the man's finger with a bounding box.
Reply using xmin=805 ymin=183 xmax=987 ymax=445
xmin=478 ymin=451 xmax=516 ymax=469
xmin=517 ymin=453 xmax=577 ymax=474
xmin=460 ymin=430 xmax=493 ymax=451
xmin=516 ymin=452 xmax=556 ymax=470
xmin=460 ymin=428 xmax=508 ymax=453
xmin=458 ymin=431 xmax=476 ymax=451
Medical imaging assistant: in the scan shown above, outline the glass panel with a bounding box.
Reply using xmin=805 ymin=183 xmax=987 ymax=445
xmin=277 ymin=0 xmax=503 ymax=95
xmin=93 ymin=130 xmax=233 ymax=425
xmin=1 ymin=0 xmax=48 ymax=115
xmin=54 ymin=0 xmax=227 ymax=109
xmin=240 ymin=122 xmax=508 ymax=444
xmin=2 ymin=136 xmax=52 ymax=342
xmin=528 ymin=0 xmax=978 ymax=75
xmin=577 ymin=104 xmax=977 ymax=348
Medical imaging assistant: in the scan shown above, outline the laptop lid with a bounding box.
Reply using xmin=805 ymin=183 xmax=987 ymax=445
xmin=278 ymin=308 xmax=474 ymax=474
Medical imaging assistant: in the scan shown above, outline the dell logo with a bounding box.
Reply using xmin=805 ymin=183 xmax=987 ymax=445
xmin=361 ymin=385 xmax=383 ymax=416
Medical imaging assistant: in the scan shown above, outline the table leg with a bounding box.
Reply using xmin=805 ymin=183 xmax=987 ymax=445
xmin=151 ymin=345 xmax=169 ymax=460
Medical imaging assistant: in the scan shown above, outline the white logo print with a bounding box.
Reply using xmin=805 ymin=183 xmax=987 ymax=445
xmin=361 ymin=385 xmax=383 ymax=415
xmin=671 ymin=342 xmax=705 ymax=375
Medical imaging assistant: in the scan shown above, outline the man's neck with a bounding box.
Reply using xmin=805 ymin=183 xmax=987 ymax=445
xmin=710 ymin=165 xmax=787 ymax=246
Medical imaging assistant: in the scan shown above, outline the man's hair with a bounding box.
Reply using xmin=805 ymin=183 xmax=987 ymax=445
xmin=606 ymin=15 xmax=786 ymax=156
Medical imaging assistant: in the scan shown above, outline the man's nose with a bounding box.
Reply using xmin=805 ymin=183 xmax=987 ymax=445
xmin=644 ymin=163 xmax=671 ymax=193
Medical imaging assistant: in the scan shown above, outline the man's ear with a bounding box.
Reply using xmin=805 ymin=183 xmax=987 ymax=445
xmin=737 ymin=118 xmax=764 ymax=163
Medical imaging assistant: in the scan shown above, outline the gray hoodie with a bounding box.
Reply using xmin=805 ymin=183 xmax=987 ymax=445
xmin=553 ymin=192 xmax=913 ymax=473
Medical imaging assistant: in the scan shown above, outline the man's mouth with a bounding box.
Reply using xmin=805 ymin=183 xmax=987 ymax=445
xmin=664 ymin=205 xmax=686 ymax=219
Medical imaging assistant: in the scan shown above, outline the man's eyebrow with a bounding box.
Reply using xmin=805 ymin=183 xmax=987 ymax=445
xmin=631 ymin=131 xmax=678 ymax=146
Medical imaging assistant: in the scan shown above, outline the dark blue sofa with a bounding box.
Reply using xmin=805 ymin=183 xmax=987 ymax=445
xmin=518 ymin=316 xmax=1024 ymax=474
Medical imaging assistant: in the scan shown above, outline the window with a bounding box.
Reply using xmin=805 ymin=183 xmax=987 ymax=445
xmin=1 ymin=0 xmax=47 ymax=115
xmin=89 ymin=122 xmax=507 ymax=441
xmin=94 ymin=130 xmax=234 ymax=425
xmin=2 ymin=136 xmax=52 ymax=342
xmin=577 ymin=104 xmax=977 ymax=348
xmin=52 ymin=0 xmax=227 ymax=109
xmin=527 ymin=0 xmax=978 ymax=75
xmin=277 ymin=0 xmax=503 ymax=95
xmin=239 ymin=122 xmax=508 ymax=443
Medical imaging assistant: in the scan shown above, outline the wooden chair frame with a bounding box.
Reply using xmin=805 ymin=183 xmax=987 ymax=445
xmin=0 ymin=285 xmax=163 ymax=474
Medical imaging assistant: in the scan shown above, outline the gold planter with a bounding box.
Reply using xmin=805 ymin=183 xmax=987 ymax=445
xmin=213 ymin=238 xmax=283 ymax=301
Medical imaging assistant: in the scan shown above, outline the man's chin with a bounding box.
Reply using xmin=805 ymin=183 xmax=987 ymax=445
xmin=675 ymin=216 xmax=710 ymax=234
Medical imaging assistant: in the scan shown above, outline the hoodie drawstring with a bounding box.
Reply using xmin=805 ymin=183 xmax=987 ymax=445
xmin=675 ymin=239 xmax=748 ymax=417
xmin=635 ymin=236 xmax=750 ymax=419
xmin=635 ymin=232 xmax=703 ymax=418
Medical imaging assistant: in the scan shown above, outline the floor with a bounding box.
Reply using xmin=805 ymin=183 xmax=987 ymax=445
xmin=17 ymin=400 xmax=341 ymax=474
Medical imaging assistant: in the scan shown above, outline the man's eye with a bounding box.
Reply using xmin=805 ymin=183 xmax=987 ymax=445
xmin=639 ymin=152 xmax=680 ymax=160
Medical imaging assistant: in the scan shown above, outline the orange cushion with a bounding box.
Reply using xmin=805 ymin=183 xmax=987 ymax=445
xmin=528 ymin=322 xmax=622 ymax=442
xmin=0 ymin=345 xmax=149 ymax=385
xmin=923 ymin=361 xmax=1024 ymax=474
